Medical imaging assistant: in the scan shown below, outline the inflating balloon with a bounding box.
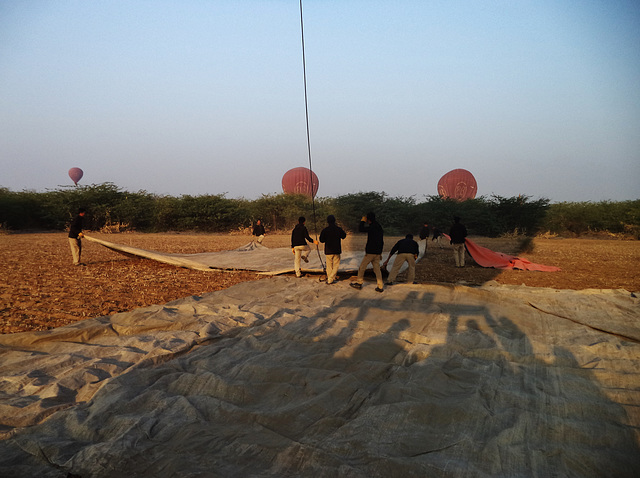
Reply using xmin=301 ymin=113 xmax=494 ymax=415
xmin=68 ymin=167 xmax=84 ymax=186
xmin=282 ymin=167 xmax=319 ymax=198
xmin=437 ymin=169 xmax=477 ymax=201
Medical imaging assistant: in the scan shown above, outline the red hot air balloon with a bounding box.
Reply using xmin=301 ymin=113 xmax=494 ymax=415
xmin=68 ymin=167 xmax=84 ymax=186
xmin=282 ymin=167 xmax=319 ymax=198
xmin=437 ymin=169 xmax=477 ymax=201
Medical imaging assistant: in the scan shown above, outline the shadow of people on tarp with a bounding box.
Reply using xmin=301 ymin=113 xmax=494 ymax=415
xmin=477 ymin=313 xmax=640 ymax=477
xmin=2 ymin=282 xmax=638 ymax=478
xmin=349 ymin=319 xmax=411 ymax=365
xmin=230 ymin=290 xmax=640 ymax=477
xmin=291 ymin=291 xmax=640 ymax=477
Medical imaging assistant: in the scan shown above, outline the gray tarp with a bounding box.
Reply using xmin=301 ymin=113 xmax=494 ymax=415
xmin=1 ymin=277 xmax=639 ymax=477
xmin=84 ymin=235 xmax=425 ymax=275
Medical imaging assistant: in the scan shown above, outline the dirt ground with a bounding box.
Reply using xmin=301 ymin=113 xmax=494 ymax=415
xmin=1 ymin=232 xmax=638 ymax=334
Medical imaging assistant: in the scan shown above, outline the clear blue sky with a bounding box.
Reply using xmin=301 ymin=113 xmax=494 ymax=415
xmin=1 ymin=0 xmax=639 ymax=202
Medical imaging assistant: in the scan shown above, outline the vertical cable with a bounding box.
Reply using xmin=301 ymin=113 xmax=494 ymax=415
xmin=299 ymin=0 xmax=324 ymax=269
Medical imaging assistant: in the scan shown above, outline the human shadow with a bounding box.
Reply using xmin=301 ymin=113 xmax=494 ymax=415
xmin=1 ymin=285 xmax=638 ymax=477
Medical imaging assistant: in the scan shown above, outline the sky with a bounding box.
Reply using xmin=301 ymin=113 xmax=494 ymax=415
xmin=1 ymin=0 xmax=639 ymax=203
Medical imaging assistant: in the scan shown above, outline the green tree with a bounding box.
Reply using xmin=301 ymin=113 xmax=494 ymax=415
xmin=488 ymin=195 xmax=550 ymax=236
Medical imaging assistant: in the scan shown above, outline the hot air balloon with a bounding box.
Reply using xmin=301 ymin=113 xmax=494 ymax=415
xmin=282 ymin=167 xmax=319 ymax=198
xmin=437 ymin=169 xmax=477 ymax=201
xmin=68 ymin=167 xmax=84 ymax=186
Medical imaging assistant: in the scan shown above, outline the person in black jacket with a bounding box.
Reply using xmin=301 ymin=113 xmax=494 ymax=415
xmin=291 ymin=216 xmax=318 ymax=278
xmin=68 ymin=207 xmax=86 ymax=265
xmin=319 ymin=215 xmax=347 ymax=284
xmin=449 ymin=216 xmax=468 ymax=267
xmin=252 ymin=219 xmax=266 ymax=244
xmin=431 ymin=226 xmax=444 ymax=248
xmin=383 ymin=234 xmax=420 ymax=285
xmin=350 ymin=212 xmax=384 ymax=292
xmin=419 ymin=221 xmax=431 ymax=253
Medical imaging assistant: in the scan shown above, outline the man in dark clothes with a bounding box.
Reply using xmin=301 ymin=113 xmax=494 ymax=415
xmin=431 ymin=226 xmax=444 ymax=248
xmin=291 ymin=216 xmax=318 ymax=278
xmin=350 ymin=212 xmax=384 ymax=292
xmin=319 ymin=215 xmax=347 ymax=284
xmin=449 ymin=216 xmax=468 ymax=267
xmin=252 ymin=219 xmax=266 ymax=244
xmin=419 ymin=221 xmax=431 ymax=251
xmin=383 ymin=234 xmax=420 ymax=285
xmin=68 ymin=208 xmax=86 ymax=266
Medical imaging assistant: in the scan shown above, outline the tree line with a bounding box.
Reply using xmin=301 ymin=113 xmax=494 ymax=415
xmin=1 ymin=183 xmax=638 ymax=238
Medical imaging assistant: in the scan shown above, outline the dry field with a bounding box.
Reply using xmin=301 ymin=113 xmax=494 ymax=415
xmin=1 ymin=232 xmax=638 ymax=334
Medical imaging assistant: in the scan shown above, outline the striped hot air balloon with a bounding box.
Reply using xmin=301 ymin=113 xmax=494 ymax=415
xmin=437 ymin=169 xmax=477 ymax=201
xmin=282 ymin=167 xmax=319 ymax=198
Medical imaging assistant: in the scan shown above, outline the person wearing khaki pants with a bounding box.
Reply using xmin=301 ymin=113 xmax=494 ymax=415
xmin=319 ymin=215 xmax=347 ymax=284
xmin=291 ymin=216 xmax=318 ymax=278
xmin=68 ymin=208 xmax=86 ymax=266
xmin=383 ymin=234 xmax=420 ymax=284
xmin=350 ymin=212 xmax=385 ymax=292
xmin=449 ymin=216 xmax=468 ymax=267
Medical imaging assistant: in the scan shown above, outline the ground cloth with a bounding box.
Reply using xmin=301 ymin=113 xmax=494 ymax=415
xmin=1 ymin=278 xmax=638 ymax=477
xmin=84 ymin=236 xmax=425 ymax=275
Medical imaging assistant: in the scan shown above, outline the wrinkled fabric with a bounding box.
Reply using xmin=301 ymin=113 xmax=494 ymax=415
xmin=1 ymin=278 xmax=638 ymax=477
xmin=85 ymin=236 xmax=424 ymax=275
xmin=465 ymin=238 xmax=561 ymax=271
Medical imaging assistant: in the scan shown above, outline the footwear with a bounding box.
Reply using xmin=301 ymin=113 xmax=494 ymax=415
xmin=349 ymin=282 xmax=362 ymax=290
xmin=302 ymin=256 xmax=309 ymax=263
xmin=385 ymin=281 xmax=393 ymax=286
xmin=326 ymin=281 xmax=333 ymax=285
xmin=296 ymin=273 xmax=306 ymax=278
xmin=412 ymin=281 xmax=418 ymax=284
xmin=375 ymin=287 xmax=384 ymax=293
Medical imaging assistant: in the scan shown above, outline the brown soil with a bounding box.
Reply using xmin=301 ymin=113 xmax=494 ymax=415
xmin=1 ymin=232 xmax=638 ymax=335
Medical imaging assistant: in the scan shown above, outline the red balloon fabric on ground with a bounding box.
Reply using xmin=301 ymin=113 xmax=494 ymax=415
xmin=437 ymin=169 xmax=477 ymax=200
xmin=282 ymin=167 xmax=319 ymax=198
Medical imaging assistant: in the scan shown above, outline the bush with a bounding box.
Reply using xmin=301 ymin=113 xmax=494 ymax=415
xmin=543 ymin=200 xmax=640 ymax=237
xmin=0 ymin=183 xmax=637 ymax=238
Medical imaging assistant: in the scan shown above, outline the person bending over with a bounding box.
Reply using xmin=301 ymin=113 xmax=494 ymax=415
xmin=383 ymin=234 xmax=419 ymax=285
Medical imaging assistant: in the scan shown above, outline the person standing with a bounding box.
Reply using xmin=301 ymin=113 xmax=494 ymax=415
xmin=350 ymin=212 xmax=384 ymax=292
xmin=68 ymin=207 xmax=86 ymax=266
xmin=449 ymin=216 xmax=468 ymax=267
xmin=419 ymin=221 xmax=431 ymax=251
xmin=319 ymin=215 xmax=347 ymax=284
xmin=252 ymin=219 xmax=266 ymax=244
xmin=431 ymin=226 xmax=444 ymax=248
xmin=383 ymin=234 xmax=420 ymax=285
xmin=291 ymin=216 xmax=318 ymax=278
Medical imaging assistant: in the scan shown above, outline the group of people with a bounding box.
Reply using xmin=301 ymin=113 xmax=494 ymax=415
xmin=69 ymin=208 xmax=468 ymax=279
xmin=284 ymin=212 xmax=468 ymax=292
xmin=419 ymin=222 xmax=445 ymax=248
